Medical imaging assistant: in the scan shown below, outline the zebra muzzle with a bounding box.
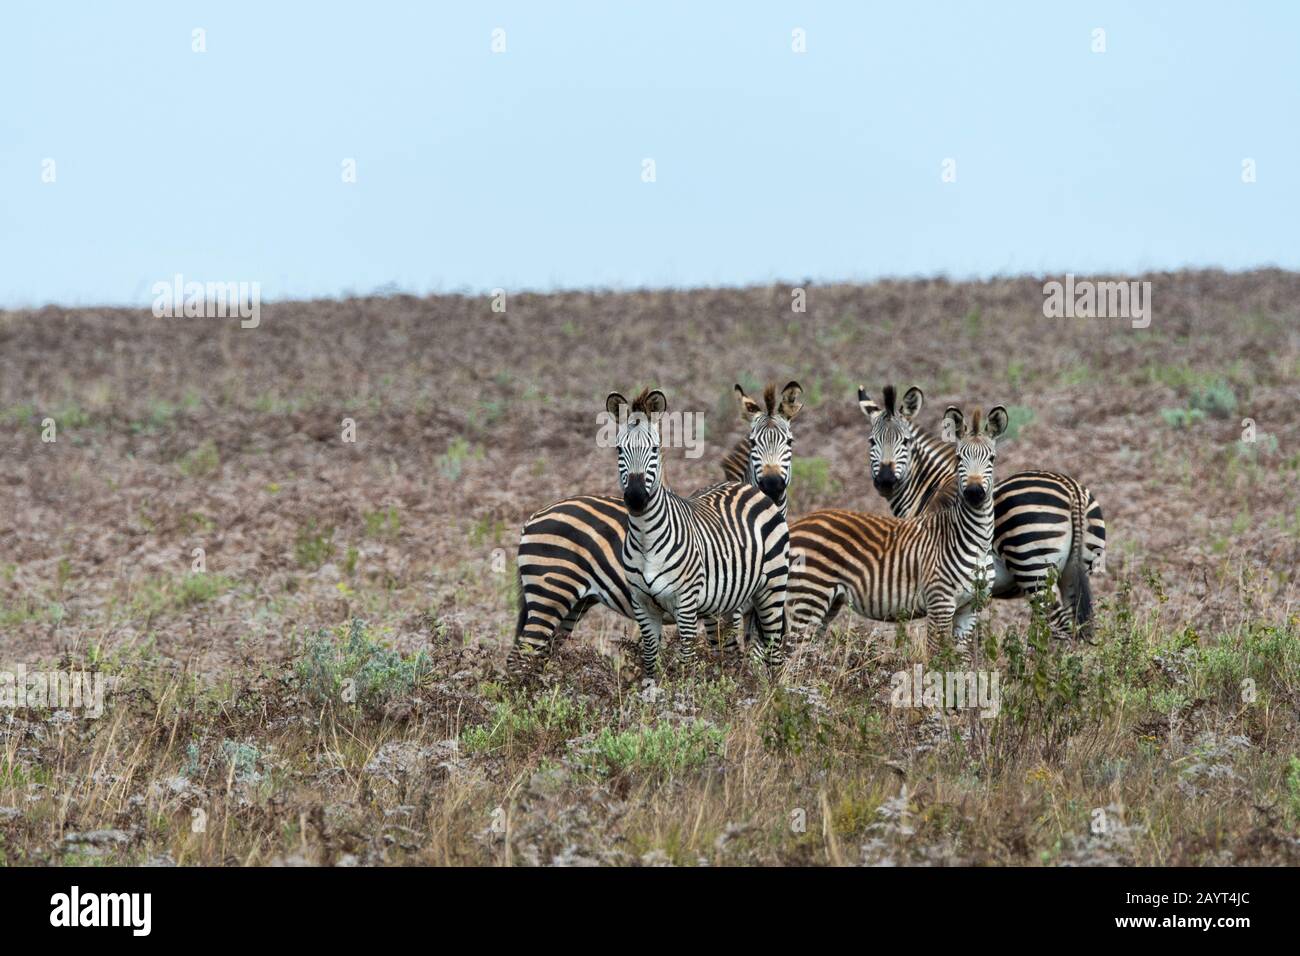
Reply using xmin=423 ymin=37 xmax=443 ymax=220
xmin=873 ymin=464 xmax=897 ymax=493
xmin=623 ymin=475 xmax=650 ymax=514
xmin=758 ymin=473 xmax=786 ymax=502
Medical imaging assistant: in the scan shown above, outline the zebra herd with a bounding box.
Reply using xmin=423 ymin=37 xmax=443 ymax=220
xmin=508 ymin=382 xmax=1105 ymax=680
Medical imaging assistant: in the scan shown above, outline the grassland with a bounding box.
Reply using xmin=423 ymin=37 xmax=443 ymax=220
xmin=1 ymin=270 xmax=1298 ymax=865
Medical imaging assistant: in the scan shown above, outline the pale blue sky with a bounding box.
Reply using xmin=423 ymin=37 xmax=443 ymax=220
xmin=2 ymin=1 xmax=1296 ymax=307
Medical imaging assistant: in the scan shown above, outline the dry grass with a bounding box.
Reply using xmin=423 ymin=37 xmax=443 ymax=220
xmin=2 ymin=269 xmax=1299 ymax=865
xmin=2 ymin=585 xmax=1299 ymax=866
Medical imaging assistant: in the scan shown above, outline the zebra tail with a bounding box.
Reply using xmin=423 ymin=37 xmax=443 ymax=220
xmin=1061 ymin=557 xmax=1094 ymax=639
xmin=1067 ymin=483 xmax=1095 ymax=637
xmin=513 ymin=566 xmax=528 ymax=640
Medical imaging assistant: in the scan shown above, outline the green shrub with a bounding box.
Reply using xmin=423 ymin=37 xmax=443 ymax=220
xmin=460 ymin=688 xmax=591 ymax=757
xmin=762 ymin=688 xmax=825 ymax=756
xmin=1188 ymin=379 xmax=1238 ymax=419
xmin=294 ymin=520 xmax=336 ymax=569
xmin=1161 ymin=378 xmax=1238 ymax=428
xmin=577 ymin=720 xmax=726 ymax=777
xmin=1194 ymin=620 xmax=1300 ymax=705
xmin=295 ymin=619 xmax=432 ymax=713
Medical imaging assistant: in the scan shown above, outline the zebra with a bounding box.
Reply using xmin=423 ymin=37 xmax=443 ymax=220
xmin=718 ymin=381 xmax=804 ymax=518
xmin=507 ymin=382 xmax=799 ymax=678
xmin=712 ymin=381 xmax=801 ymax=647
xmin=857 ymin=385 xmax=1106 ymax=639
xmin=609 ymin=387 xmax=789 ymax=675
xmin=787 ymin=405 xmax=1007 ymax=658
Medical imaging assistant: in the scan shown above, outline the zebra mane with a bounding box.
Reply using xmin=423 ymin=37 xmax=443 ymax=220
xmin=969 ymin=408 xmax=983 ymax=436
xmin=763 ymin=383 xmax=777 ymax=416
xmin=899 ymin=421 xmax=960 ymax=514
xmin=630 ymin=388 xmax=657 ymax=415
xmin=882 ymin=385 xmax=897 ymax=415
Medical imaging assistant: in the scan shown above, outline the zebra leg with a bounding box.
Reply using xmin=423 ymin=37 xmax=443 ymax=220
xmin=702 ymin=610 xmax=743 ymax=652
xmin=632 ymin=603 xmax=665 ymax=677
xmin=751 ymin=586 xmax=787 ymax=670
xmin=507 ymin=588 xmax=576 ymax=678
xmin=786 ymin=589 xmax=836 ymax=643
xmin=1007 ymin=562 xmax=1074 ymax=640
xmin=953 ymin=602 xmax=979 ymax=647
xmin=726 ymin=609 xmax=745 ymax=652
xmin=675 ymin=600 xmax=700 ymax=667
xmin=924 ymin=590 xmax=956 ymax=661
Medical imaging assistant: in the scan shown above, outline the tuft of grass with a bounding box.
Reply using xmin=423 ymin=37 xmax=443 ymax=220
xmin=294 ymin=520 xmax=336 ymax=569
xmin=437 ymin=437 xmax=482 ymax=480
xmin=178 ymin=440 xmax=221 ymax=477
xmin=577 ymin=720 xmax=726 ymax=778
xmin=294 ymin=619 xmax=432 ymax=713
xmin=363 ymin=506 xmax=401 ymax=540
xmin=461 ymin=688 xmax=591 ymax=758
xmin=131 ymin=573 xmax=234 ymax=617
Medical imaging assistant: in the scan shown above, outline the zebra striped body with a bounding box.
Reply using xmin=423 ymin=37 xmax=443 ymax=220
xmin=612 ymin=388 xmax=789 ymax=674
xmin=789 ymin=405 xmax=1006 ymax=657
xmin=624 ymin=478 xmax=789 ymax=672
xmin=507 ymin=383 xmax=799 ymax=677
xmin=718 ymin=438 xmax=751 ymax=488
xmin=859 ymin=386 xmax=1105 ymax=639
xmin=510 ymin=494 xmax=634 ymax=674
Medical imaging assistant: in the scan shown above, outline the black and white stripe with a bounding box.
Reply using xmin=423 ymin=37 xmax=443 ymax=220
xmin=508 ymin=382 xmax=799 ymax=677
xmin=719 ymin=381 xmax=802 ymax=521
xmin=788 ymin=406 xmax=1007 ymax=656
xmin=611 ymin=388 xmax=789 ymax=674
xmin=858 ymin=385 xmax=1106 ymax=638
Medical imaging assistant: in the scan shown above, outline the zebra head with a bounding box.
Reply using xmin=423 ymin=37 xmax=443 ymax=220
xmin=734 ymin=380 xmax=802 ymax=504
xmin=941 ymin=405 xmax=1009 ymax=508
xmin=605 ymin=388 xmax=668 ymax=516
xmin=858 ymin=384 xmax=925 ymax=495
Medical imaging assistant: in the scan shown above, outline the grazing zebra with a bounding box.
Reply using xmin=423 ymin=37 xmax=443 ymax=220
xmin=858 ymin=385 xmax=1106 ymax=639
xmin=609 ymin=388 xmax=789 ymax=674
xmin=787 ymin=405 xmax=1007 ymax=658
xmin=507 ymin=382 xmax=799 ymax=677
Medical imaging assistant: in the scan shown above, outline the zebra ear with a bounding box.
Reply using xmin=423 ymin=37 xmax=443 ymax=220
xmin=857 ymin=386 xmax=882 ymax=423
xmin=643 ymin=389 xmax=668 ymax=418
xmin=985 ymin=405 xmax=1009 ymax=440
xmin=734 ymin=384 xmax=762 ymax=420
xmin=899 ymin=387 xmax=924 ymax=419
xmin=943 ymin=405 xmax=965 ymax=440
xmin=605 ymin=392 xmax=629 ymax=418
xmin=779 ymin=381 xmax=804 ymax=420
